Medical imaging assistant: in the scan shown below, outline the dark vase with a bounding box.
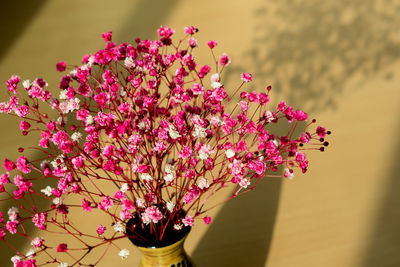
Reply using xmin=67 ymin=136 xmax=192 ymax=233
xmin=126 ymin=216 xmax=194 ymax=267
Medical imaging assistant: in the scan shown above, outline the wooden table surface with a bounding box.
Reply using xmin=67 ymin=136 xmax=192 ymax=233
xmin=0 ymin=1 xmax=399 ymax=266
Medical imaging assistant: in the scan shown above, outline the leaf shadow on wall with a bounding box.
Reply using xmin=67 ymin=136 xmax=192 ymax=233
xmin=193 ymin=0 xmax=400 ymax=266
xmin=224 ymin=0 xmax=400 ymax=113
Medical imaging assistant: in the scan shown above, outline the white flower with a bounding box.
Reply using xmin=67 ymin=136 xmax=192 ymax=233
xmin=71 ymin=132 xmax=82 ymax=142
xmin=8 ymin=207 xmax=19 ymax=221
xmin=166 ymin=201 xmax=175 ymax=212
xmin=31 ymin=237 xmax=44 ymax=247
xmin=124 ymin=57 xmax=135 ymax=68
xmin=198 ymin=178 xmax=210 ymax=190
xmin=164 ymin=173 xmax=175 ymax=183
xmin=225 ymin=149 xmax=235 ymax=159
xmin=10 ymin=255 xmax=21 ymax=264
xmin=56 ymin=116 xmax=67 ymax=124
xmin=136 ymin=198 xmax=145 ymax=208
xmin=273 ymin=139 xmax=279 ymax=147
xmin=59 ymin=90 xmax=68 ymax=100
xmin=198 ymin=144 xmax=214 ymax=160
xmin=140 ymin=173 xmax=153 ymax=182
xmin=239 ymin=178 xmax=250 ymax=188
xmin=165 ymin=163 xmax=175 ymax=174
xmin=58 ymin=263 xmax=68 ymax=267
xmin=173 ymin=224 xmax=183 ymax=230
xmin=40 ymin=186 xmax=53 ymax=197
xmin=138 ymin=121 xmax=146 ymax=130
xmin=70 ymin=69 xmax=77 ymax=76
xmin=87 ymin=56 xmax=95 ymax=67
xmin=168 ymin=125 xmax=181 ymax=139
xmin=26 ymin=248 xmax=36 ymax=257
xmin=53 ymin=198 xmax=61 ymax=205
xmin=210 ymin=73 xmax=220 ymax=83
xmin=114 ymin=222 xmax=124 ymax=233
xmin=118 ymin=249 xmax=130 ymax=260
xmin=22 ymin=80 xmax=31 ymax=89
xmin=211 ymin=82 xmax=222 ymax=89
xmin=284 ymin=168 xmax=295 ymax=179
xmin=210 ymin=116 xmax=224 ymax=127
xmin=120 ymin=183 xmax=129 ymax=193
xmin=85 ymin=115 xmax=93 ymax=125
xmin=265 ymin=111 xmax=274 ymax=123
xmin=192 ymin=126 xmax=207 ymax=138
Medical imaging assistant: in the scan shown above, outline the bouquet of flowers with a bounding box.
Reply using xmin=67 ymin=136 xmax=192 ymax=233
xmin=0 ymin=26 xmax=330 ymax=266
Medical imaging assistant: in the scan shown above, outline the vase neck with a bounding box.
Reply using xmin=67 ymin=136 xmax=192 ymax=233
xmin=136 ymin=236 xmax=192 ymax=267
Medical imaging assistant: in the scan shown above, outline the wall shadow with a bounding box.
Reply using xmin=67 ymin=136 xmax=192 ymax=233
xmin=192 ymin=178 xmax=282 ymax=267
xmin=115 ymin=0 xmax=178 ymax=42
xmin=0 ymin=0 xmax=48 ymax=62
xmin=361 ymin=118 xmax=400 ymax=266
xmin=224 ymin=0 xmax=400 ymax=113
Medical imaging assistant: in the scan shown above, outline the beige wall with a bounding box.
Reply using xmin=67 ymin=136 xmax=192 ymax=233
xmin=0 ymin=0 xmax=399 ymax=266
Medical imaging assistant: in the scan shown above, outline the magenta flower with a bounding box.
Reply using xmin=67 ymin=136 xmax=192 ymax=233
xmin=56 ymin=61 xmax=66 ymax=72
xmin=57 ymin=243 xmax=68 ymax=252
xmin=0 ymin=25 xmax=330 ymax=266
xmin=3 ymin=159 xmax=15 ymax=172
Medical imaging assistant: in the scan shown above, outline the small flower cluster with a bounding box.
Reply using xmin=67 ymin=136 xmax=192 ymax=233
xmin=0 ymin=26 xmax=330 ymax=266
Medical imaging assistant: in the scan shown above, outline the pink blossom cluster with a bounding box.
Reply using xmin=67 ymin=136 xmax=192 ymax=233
xmin=0 ymin=26 xmax=330 ymax=266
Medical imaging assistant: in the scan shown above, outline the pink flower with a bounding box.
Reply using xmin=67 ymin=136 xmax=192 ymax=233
xmin=157 ymin=26 xmax=175 ymax=38
xmin=192 ymin=83 xmax=204 ymax=95
xmin=207 ymin=40 xmax=218 ymax=49
xmin=3 ymin=158 xmax=15 ymax=172
xmin=57 ymin=243 xmax=68 ymax=252
xmin=82 ymin=198 xmax=92 ymax=212
xmin=96 ymin=225 xmax=106 ymax=235
xmin=219 ymin=53 xmax=231 ymax=66
xmin=294 ymin=110 xmax=308 ymax=121
xmin=0 ymin=173 xmax=9 ymax=185
xmin=19 ymin=120 xmax=31 ymax=131
xmin=15 ymin=105 xmax=29 ymax=117
xmin=188 ymin=37 xmax=198 ymax=48
xmin=16 ymin=156 xmax=30 ymax=174
xmin=258 ymin=93 xmax=270 ymax=105
xmin=184 ymin=26 xmax=197 ymax=35
xmin=142 ymin=206 xmax=163 ymax=224
xmin=101 ymin=31 xmax=112 ymax=42
xmin=56 ymin=61 xmax=66 ymax=72
xmin=183 ymin=192 xmax=195 ymax=204
xmin=182 ymin=215 xmax=194 ymax=226
xmin=316 ymin=126 xmax=326 ymax=138
xmin=31 ymin=237 xmax=45 ymax=248
xmin=32 ymin=212 xmax=47 ymax=230
xmin=178 ymin=146 xmax=192 ymax=159
xmin=98 ymin=196 xmax=113 ymax=211
xmin=137 ymin=164 xmax=150 ymax=173
xmin=277 ymin=101 xmax=287 ymax=112
xmin=240 ymin=72 xmax=253 ymax=82
xmin=6 ymin=75 xmax=20 ymax=94
xmin=203 ymin=216 xmax=211 ymax=225
xmin=71 ymin=156 xmax=85 ymax=168
xmin=235 ymin=140 xmax=247 ymax=152
xmin=6 ymin=220 xmax=18 ymax=234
